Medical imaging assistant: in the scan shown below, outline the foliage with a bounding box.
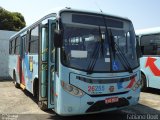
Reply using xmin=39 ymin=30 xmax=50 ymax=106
xmin=0 ymin=7 xmax=26 ymax=31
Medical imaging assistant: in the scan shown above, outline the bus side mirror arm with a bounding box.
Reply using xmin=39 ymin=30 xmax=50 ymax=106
xmin=54 ymin=30 xmax=63 ymax=48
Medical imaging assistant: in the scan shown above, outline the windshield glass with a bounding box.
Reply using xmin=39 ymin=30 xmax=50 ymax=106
xmin=61 ymin=13 xmax=139 ymax=72
xmin=109 ymin=28 xmax=138 ymax=71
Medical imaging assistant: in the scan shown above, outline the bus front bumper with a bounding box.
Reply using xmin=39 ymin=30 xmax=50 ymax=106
xmin=55 ymin=88 xmax=140 ymax=116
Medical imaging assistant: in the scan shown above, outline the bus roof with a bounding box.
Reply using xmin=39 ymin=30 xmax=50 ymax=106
xmin=136 ymin=27 xmax=160 ymax=36
xmin=59 ymin=8 xmax=129 ymax=20
xmin=10 ymin=8 xmax=130 ymax=40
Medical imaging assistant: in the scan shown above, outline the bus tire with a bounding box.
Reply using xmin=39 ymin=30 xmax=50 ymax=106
xmin=141 ymin=73 xmax=147 ymax=91
xmin=13 ymin=72 xmax=20 ymax=88
xmin=38 ymin=101 xmax=47 ymax=111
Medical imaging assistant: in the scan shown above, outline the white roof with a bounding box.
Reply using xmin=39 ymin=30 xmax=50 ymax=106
xmin=10 ymin=8 xmax=130 ymax=39
xmin=33 ymin=7 xmax=129 ymax=23
xmin=136 ymin=27 xmax=160 ymax=36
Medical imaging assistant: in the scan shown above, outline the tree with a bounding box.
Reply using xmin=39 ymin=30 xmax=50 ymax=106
xmin=0 ymin=7 xmax=26 ymax=31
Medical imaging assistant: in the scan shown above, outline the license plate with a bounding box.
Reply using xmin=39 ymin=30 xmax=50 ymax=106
xmin=105 ymin=97 xmax=119 ymax=104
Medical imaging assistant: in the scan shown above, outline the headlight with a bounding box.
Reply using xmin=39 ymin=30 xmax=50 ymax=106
xmin=61 ymin=81 xmax=84 ymax=97
xmin=132 ymin=80 xmax=142 ymax=91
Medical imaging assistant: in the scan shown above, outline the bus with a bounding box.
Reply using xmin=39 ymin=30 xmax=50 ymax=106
xmin=9 ymin=8 xmax=141 ymax=115
xmin=136 ymin=27 xmax=160 ymax=91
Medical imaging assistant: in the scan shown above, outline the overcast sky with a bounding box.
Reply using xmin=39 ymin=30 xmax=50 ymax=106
xmin=0 ymin=0 xmax=160 ymax=30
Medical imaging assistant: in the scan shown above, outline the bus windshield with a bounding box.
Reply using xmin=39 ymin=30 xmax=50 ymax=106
xmin=61 ymin=14 xmax=139 ymax=72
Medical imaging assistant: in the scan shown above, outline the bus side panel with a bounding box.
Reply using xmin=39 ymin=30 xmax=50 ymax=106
xmin=140 ymin=57 xmax=160 ymax=89
xmin=22 ymin=54 xmax=38 ymax=94
xmin=140 ymin=57 xmax=149 ymax=87
xmin=9 ymin=55 xmax=20 ymax=84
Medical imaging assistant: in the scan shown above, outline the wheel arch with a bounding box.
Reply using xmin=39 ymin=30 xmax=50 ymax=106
xmin=32 ymin=77 xmax=39 ymax=96
xmin=140 ymin=70 xmax=149 ymax=87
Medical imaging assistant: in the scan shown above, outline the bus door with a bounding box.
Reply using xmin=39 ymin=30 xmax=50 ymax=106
xmin=47 ymin=20 xmax=56 ymax=108
xmin=39 ymin=19 xmax=56 ymax=109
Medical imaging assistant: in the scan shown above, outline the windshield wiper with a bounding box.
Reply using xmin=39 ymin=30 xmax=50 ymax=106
xmin=87 ymin=27 xmax=104 ymax=74
xmin=108 ymin=29 xmax=133 ymax=73
xmin=87 ymin=43 xmax=100 ymax=74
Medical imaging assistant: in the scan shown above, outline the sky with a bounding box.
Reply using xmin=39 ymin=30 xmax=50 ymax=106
xmin=0 ymin=0 xmax=160 ymax=30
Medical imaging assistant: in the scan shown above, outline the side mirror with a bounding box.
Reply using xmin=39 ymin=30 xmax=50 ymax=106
xmin=54 ymin=30 xmax=63 ymax=48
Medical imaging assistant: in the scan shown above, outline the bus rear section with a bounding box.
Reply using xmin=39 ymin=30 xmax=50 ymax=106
xmin=9 ymin=9 xmax=141 ymax=116
xmin=136 ymin=27 xmax=160 ymax=90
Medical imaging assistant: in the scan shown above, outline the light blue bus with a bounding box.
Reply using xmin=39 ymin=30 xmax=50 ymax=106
xmin=136 ymin=27 xmax=160 ymax=91
xmin=9 ymin=8 xmax=141 ymax=115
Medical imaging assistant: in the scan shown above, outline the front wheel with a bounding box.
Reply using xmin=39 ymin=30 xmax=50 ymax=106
xmin=141 ymin=74 xmax=147 ymax=91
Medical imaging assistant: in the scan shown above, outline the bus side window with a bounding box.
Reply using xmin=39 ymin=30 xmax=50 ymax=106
xmin=15 ymin=36 xmax=21 ymax=55
xmin=140 ymin=46 xmax=144 ymax=55
xmin=26 ymin=31 xmax=30 ymax=53
xmin=11 ymin=39 xmax=15 ymax=54
xmin=141 ymin=34 xmax=160 ymax=55
xmin=157 ymin=47 xmax=160 ymax=55
xmin=29 ymin=26 xmax=39 ymax=54
xmin=155 ymin=36 xmax=160 ymax=55
xmin=21 ymin=35 xmax=27 ymax=56
xmin=141 ymin=35 xmax=154 ymax=55
xmin=9 ymin=41 xmax=12 ymax=54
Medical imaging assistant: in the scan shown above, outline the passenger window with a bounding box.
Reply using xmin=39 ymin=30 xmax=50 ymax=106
xmin=9 ymin=41 xmax=12 ymax=54
xmin=140 ymin=34 xmax=160 ymax=55
xmin=15 ymin=36 xmax=21 ymax=55
xmin=11 ymin=39 xmax=15 ymax=54
xmin=29 ymin=26 xmax=39 ymax=54
xmin=21 ymin=35 xmax=27 ymax=55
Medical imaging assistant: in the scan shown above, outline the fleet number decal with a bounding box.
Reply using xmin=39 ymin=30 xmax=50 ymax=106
xmin=88 ymin=85 xmax=105 ymax=93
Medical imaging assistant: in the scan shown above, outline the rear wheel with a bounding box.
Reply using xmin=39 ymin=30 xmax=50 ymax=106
xmin=141 ymin=73 xmax=147 ymax=91
xmin=13 ymin=72 xmax=20 ymax=88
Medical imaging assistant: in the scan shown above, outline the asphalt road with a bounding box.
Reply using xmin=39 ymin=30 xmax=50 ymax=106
xmin=0 ymin=80 xmax=160 ymax=120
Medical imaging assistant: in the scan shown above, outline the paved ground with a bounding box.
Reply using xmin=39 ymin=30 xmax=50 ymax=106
xmin=1 ymin=80 xmax=160 ymax=120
